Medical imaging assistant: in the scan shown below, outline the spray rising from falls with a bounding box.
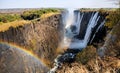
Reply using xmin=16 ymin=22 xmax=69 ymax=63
xmin=63 ymin=9 xmax=106 ymax=49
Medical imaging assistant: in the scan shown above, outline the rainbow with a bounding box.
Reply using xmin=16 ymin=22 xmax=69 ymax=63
xmin=0 ymin=41 xmax=48 ymax=67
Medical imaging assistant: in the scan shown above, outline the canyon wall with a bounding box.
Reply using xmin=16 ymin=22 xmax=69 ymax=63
xmin=0 ymin=43 xmax=49 ymax=73
xmin=0 ymin=14 xmax=62 ymax=66
xmin=0 ymin=9 xmax=119 ymax=73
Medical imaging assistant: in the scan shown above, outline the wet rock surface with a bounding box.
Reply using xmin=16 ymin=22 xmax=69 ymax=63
xmin=0 ymin=43 xmax=49 ymax=73
xmin=48 ymin=53 xmax=76 ymax=73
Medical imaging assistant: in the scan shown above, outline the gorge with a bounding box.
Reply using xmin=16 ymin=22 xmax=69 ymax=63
xmin=0 ymin=8 xmax=120 ymax=73
xmin=49 ymin=8 xmax=107 ymax=73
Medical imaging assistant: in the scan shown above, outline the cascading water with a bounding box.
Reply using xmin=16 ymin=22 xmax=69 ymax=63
xmin=63 ymin=9 xmax=106 ymax=49
xmin=89 ymin=20 xmax=105 ymax=44
xmin=48 ymin=9 xmax=106 ymax=73
xmin=63 ymin=8 xmax=76 ymax=45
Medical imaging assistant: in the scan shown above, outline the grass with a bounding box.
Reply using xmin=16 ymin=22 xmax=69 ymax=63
xmin=41 ymin=12 xmax=60 ymax=19
xmin=0 ymin=20 xmax=31 ymax=32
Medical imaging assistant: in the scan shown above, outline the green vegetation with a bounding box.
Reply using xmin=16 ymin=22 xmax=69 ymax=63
xmin=0 ymin=14 xmax=21 ymax=23
xmin=98 ymin=8 xmax=120 ymax=28
xmin=0 ymin=8 xmax=60 ymax=32
xmin=76 ymin=46 xmax=97 ymax=64
xmin=80 ymin=8 xmax=120 ymax=28
xmin=21 ymin=8 xmax=59 ymax=20
xmin=105 ymin=9 xmax=120 ymax=28
xmin=0 ymin=8 xmax=60 ymax=24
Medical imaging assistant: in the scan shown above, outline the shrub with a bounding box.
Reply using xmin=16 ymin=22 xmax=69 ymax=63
xmin=0 ymin=14 xmax=21 ymax=23
xmin=105 ymin=9 xmax=120 ymax=28
xmin=21 ymin=8 xmax=59 ymax=20
xmin=21 ymin=12 xmax=40 ymax=20
xmin=76 ymin=46 xmax=97 ymax=64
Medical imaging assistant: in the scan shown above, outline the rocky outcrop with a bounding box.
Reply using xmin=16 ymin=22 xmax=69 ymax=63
xmin=56 ymin=63 xmax=88 ymax=73
xmin=0 ymin=14 xmax=62 ymax=66
xmin=56 ymin=58 xmax=120 ymax=73
xmin=98 ymin=21 xmax=120 ymax=57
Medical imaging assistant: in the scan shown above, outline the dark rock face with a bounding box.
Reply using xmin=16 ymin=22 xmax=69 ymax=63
xmin=0 ymin=14 xmax=62 ymax=66
xmin=0 ymin=43 xmax=49 ymax=73
xmin=74 ymin=11 xmax=107 ymax=41
xmin=74 ymin=11 xmax=93 ymax=39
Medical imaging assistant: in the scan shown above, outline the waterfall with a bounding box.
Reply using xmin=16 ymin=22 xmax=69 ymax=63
xmin=90 ymin=20 xmax=105 ymax=44
xmin=48 ymin=9 xmax=106 ymax=73
xmin=62 ymin=8 xmax=76 ymax=47
xmin=63 ymin=9 xmax=105 ymax=49
xmin=64 ymin=8 xmax=75 ymax=38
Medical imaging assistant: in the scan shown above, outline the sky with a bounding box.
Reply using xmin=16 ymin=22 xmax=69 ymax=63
xmin=0 ymin=0 xmax=119 ymax=9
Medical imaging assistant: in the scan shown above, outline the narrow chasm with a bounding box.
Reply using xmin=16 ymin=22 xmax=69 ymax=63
xmin=0 ymin=8 xmax=120 ymax=73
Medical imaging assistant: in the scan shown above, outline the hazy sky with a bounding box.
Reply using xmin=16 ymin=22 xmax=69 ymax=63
xmin=0 ymin=0 xmax=119 ymax=9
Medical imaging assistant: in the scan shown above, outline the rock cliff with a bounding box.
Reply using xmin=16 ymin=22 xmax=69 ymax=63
xmin=0 ymin=14 xmax=62 ymax=66
xmin=0 ymin=43 xmax=49 ymax=73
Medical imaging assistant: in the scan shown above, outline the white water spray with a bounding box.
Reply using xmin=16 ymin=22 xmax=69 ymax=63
xmin=63 ymin=9 xmax=105 ymax=49
xmin=62 ymin=8 xmax=76 ymax=47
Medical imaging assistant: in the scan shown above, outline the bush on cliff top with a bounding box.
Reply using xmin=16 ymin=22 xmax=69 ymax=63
xmin=79 ymin=8 xmax=120 ymax=28
xmin=21 ymin=8 xmax=59 ymax=20
xmin=0 ymin=14 xmax=21 ymax=23
xmin=105 ymin=9 xmax=120 ymax=28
